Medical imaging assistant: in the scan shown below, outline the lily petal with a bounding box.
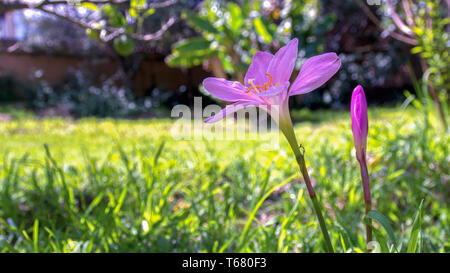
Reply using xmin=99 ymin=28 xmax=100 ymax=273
xmin=203 ymin=77 xmax=254 ymax=102
xmin=289 ymin=53 xmax=341 ymax=96
xmin=244 ymin=51 xmax=274 ymax=87
xmin=204 ymin=101 xmax=261 ymax=123
xmin=351 ymin=85 xmax=368 ymax=159
xmin=267 ymin=39 xmax=298 ymax=85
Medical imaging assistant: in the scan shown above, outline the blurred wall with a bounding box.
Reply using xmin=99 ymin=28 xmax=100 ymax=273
xmin=0 ymin=51 xmax=208 ymax=97
xmin=0 ymin=52 xmax=117 ymax=86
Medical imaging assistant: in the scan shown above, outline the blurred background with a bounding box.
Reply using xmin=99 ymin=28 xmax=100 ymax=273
xmin=0 ymin=0 xmax=449 ymax=253
xmin=0 ymin=0 xmax=447 ymax=121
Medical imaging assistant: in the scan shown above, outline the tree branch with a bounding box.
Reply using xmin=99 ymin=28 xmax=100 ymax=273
xmin=0 ymin=0 xmax=178 ymax=12
xmin=12 ymin=0 xmax=179 ymax=43
xmin=402 ymin=0 xmax=415 ymax=27
xmin=130 ymin=16 xmax=177 ymax=41
xmin=386 ymin=0 xmax=415 ymax=36
xmin=357 ymin=0 xmax=418 ymax=45
xmin=0 ymin=1 xmax=125 ymax=11
xmin=36 ymin=6 xmax=92 ymax=29
xmin=148 ymin=0 xmax=177 ymax=9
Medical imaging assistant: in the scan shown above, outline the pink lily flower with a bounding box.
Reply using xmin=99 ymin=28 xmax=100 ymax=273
xmin=202 ymin=39 xmax=341 ymax=125
xmin=351 ymin=85 xmax=369 ymax=163
xmin=202 ymin=38 xmax=341 ymax=252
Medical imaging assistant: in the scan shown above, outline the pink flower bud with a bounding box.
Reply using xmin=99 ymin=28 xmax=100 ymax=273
xmin=351 ymin=85 xmax=368 ymax=162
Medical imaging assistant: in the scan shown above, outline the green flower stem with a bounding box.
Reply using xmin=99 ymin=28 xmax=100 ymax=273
xmin=278 ymin=107 xmax=334 ymax=253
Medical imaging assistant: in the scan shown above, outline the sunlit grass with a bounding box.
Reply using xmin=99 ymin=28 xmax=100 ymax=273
xmin=0 ymin=106 xmax=448 ymax=252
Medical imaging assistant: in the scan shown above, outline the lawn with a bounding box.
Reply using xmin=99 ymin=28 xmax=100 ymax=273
xmin=0 ymin=105 xmax=448 ymax=253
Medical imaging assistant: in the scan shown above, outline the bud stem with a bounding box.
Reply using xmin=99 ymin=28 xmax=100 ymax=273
xmin=358 ymin=153 xmax=372 ymax=252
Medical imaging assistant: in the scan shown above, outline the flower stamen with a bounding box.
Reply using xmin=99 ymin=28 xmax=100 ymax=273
xmin=245 ymin=73 xmax=281 ymax=96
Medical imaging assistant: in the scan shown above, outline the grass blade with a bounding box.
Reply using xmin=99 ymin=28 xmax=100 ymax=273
xmin=237 ymin=174 xmax=295 ymax=251
xmin=407 ymin=199 xmax=424 ymax=253
xmin=33 ymin=219 xmax=39 ymax=252
xmin=365 ymin=210 xmax=397 ymax=248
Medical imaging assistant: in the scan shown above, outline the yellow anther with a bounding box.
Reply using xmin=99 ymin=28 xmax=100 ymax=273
xmin=265 ymin=73 xmax=273 ymax=87
xmin=245 ymin=73 xmax=280 ymax=97
xmin=246 ymin=78 xmax=264 ymax=96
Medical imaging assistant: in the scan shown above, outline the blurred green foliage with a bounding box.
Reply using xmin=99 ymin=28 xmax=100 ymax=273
xmin=113 ymin=34 xmax=136 ymax=56
xmin=76 ymin=0 xmax=174 ymax=56
xmin=379 ymin=0 xmax=449 ymax=128
xmin=166 ymin=0 xmax=336 ymax=81
xmin=409 ymin=0 xmax=450 ymax=93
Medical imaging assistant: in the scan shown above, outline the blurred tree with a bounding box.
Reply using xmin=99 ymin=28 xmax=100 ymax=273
xmin=316 ymin=0 xmax=412 ymax=109
xmin=358 ymin=0 xmax=449 ymax=130
xmin=166 ymin=0 xmax=417 ymax=109
xmin=0 ymin=1 xmax=178 ymax=46
xmin=0 ymin=0 xmax=182 ymax=91
xmin=165 ymin=0 xmax=336 ymax=92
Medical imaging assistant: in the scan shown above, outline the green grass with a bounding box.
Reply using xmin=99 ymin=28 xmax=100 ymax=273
xmin=0 ymin=106 xmax=448 ymax=253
